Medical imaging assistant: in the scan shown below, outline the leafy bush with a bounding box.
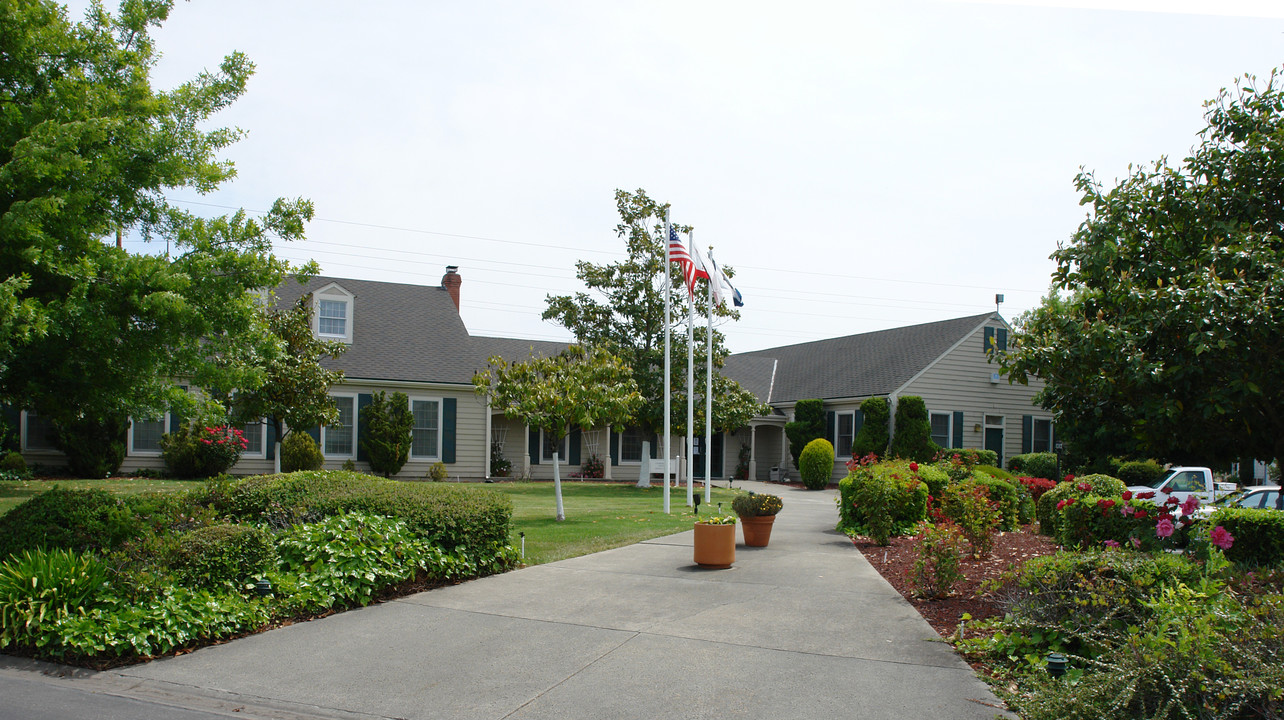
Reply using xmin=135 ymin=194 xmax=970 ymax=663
xmin=839 ymin=460 xmax=929 ymax=545
xmin=1208 ymin=507 xmax=1284 ymax=566
xmin=171 ymin=524 xmax=275 ymax=589
xmin=1116 ymin=459 xmax=1166 ymax=487
xmin=0 ymin=549 xmax=110 ymax=650
xmin=281 ymin=431 xmax=324 ymax=472
xmin=160 ymin=424 xmax=248 ymax=479
xmin=731 ymin=491 xmax=783 ymax=517
xmin=798 ymin=438 xmax=834 ymax=489
xmin=427 ymin=462 xmax=448 ymax=481
xmin=784 ymin=399 xmax=826 ymax=469
xmin=970 ymin=476 xmax=1022 ymax=531
xmin=890 ymin=396 xmax=939 ymax=463
xmin=917 ymin=463 xmax=951 ymax=499
xmin=942 ymin=448 xmax=999 ymax=468
xmin=909 ymin=521 xmax=964 ymax=599
xmin=0 ymin=451 xmax=27 ymax=475
xmin=54 ymin=415 xmax=128 ymax=479
xmin=361 ymin=391 xmax=413 ymax=477
xmin=490 ymin=443 xmax=511 ymax=477
xmin=0 ymin=487 xmax=141 ymax=558
xmin=1016 ymin=475 xmax=1057 ymax=502
xmin=276 ymin=512 xmax=426 ymax=609
xmin=937 ymin=480 xmax=1002 ymax=556
xmin=973 ymin=464 xmax=1014 ymax=480
xmin=1036 ymin=474 xmax=1126 ymax=537
xmin=1055 ymin=495 xmax=1160 ymax=550
xmin=1007 ymin=452 xmax=1058 ymax=481
xmin=852 ymin=397 xmax=889 ymax=457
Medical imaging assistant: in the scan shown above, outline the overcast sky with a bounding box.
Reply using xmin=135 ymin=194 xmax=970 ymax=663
xmin=76 ymin=0 xmax=1284 ymax=352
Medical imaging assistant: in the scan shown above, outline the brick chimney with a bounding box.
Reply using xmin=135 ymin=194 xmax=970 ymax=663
xmin=441 ymin=265 xmax=461 ymax=311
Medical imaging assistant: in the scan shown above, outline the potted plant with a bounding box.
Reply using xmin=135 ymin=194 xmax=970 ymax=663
xmin=693 ymin=514 xmax=738 ymax=568
xmin=732 ymin=491 xmax=783 ymax=547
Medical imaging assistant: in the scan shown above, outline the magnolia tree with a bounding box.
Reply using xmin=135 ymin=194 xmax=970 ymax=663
xmin=473 ymin=345 xmax=641 ymax=521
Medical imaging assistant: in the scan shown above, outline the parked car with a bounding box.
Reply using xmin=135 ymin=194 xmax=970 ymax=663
xmin=1127 ymin=466 xmax=1238 ymax=507
xmin=1195 ymin=485 xmax=1282 ymax=518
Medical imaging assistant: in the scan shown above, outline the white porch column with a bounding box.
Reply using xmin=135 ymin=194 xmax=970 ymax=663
xmin=747 ymin=424 xmax=758 ymax=482
xmin=521 ymin=423 xmax=532 ymax=476
xmin=484 ymin=400 xmax=492 ymax=480
xmin=603 ymin=426 xmax=613 ymax=480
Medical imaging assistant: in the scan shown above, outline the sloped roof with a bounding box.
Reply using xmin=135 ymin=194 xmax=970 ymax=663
xmin=275 ymin=276 xmax=568 ymax=385
xmin=724 ymin=313 xmax=995 ymax=403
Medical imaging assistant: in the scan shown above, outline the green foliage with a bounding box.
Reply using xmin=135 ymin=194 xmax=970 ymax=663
xmin=1008 ymin=452 xmax=1058 ymax=481
xmin=280 ymin=431 xmax=324 ymax=473
xmin=54 ymin=415 xmax=128 ymax=479
xmin=0 ymin=549 xmax=110 ymax=649
xmin=937 ymin=480 xmax=1002 ymax=557
xmin=1208 ymin=507 xmax=1284 ymax=566
xmin=0 ymin=487 xmax=140 ymax=558
xmin=971 ymin=476 xmax=1023 ymax=531
xmin=427 ymin=462 xmax=448 ymax=482
xmin=852 ymin=397 xmax=889 ymax=457
xmin=890 ymin=396 xmax=939 ymax=463
xmin=839 ymin=460 xmax=929 ymax=545
xmin=909 ymin=522 xmax=965 ymax=599
xmin=277 ymin=512 xmax=425 ymax=609
xmin=361 ymin=391 xmax=413 ymax=477
xmin=731 ymin=491 xmax=782 ymax=517
xmin=1056 ymin=495 xmax=1156 ymax=550
xmin=917 ymin=463 xmax=951 ymax=499
xmin=0 ymin=452 xmax=27 ymax=474
xmin=171 ymin=523 xmax=274 ymax=589
xmin=798 ymin=438 xmax=834 ymax=489
xmin=540 ymin=189 xmax=768 ymax=436
xmin=784 ymin=399 xmax=825 ymax=469
xmin=490 ymin=443 xmax=511 ymax=477
xmin=1116 ymin=459 xmax=1166 ymax=487
xmin=1036 ymin=474 xmax=1126 ymax=536
xmin=161 ymin=424 xmax=247 ymax=479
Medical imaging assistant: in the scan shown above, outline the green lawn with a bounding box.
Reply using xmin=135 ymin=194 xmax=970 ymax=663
xmin=491 ymin=481 xmax=741 ymax=564
xmin=0 ymin=476 xmax=205 ymax=516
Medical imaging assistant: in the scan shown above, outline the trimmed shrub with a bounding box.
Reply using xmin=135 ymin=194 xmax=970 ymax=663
xmin=838 ymin=460 xmax=929 ymax=544
xmin=1208 ymin=507 xmax=1284 ymax=566
xmin=171 ymin=523 xmax=275 ymax=588
xmin=0 ymin=487 xmax=140 ymax=558
xmin=0 ymin=548 xmax=111 ymax=650
xmin=798 ymin=438 xmax=834 ymax=489
xmin=972 ymin=476 xmax=1022 ymax=531
xmin=917 ymin=463 xmax=951 ymax=499
xmin=276 ymin=512 xmax=425 ymax=609
xmin=1056 ymin=495 xmax=1161 ymax=549
xmin=1016 ymin=475 xmax=1057 ymax=502
xmin=974 ymin=464 xmax=1015 ymax=480
xmin=1007 ymin=452 xmax=1058 ymax=481
xmin=161 ymin=424 xmax=248 ymax=479
xmin=890 ymin=396 xmax=939 ymax=463
xmin=909 ymin=521 xmax=965 ymax=599
xmin=1117 ymin=459 xmax=1166 ymax=487
xmin=1036 ymin=474 xmax=1127 ymax=537
xmin=852 ymin=397 xmax=889 ymax=457
xmin=281 ymin=431 xmax=324 ymax=473
xmin=938 ymin=480 xmax=1002 ymax=556
xmin=784 ymin=399 xmax=825 ymax=469
xmin=360 ymin=391 xmax=413 ymax=477
xmin=54 ymin=415 xmax=127 ymax=479
xmin=0 ymin=451 xmax=27 ymax=475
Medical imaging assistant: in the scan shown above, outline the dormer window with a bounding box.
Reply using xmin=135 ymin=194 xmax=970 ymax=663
xmin=313 ymin=283 xmax=354 ymax=343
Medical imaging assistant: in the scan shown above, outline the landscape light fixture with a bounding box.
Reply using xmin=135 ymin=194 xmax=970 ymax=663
xmin=1046 ymin=652 xmax=1068 ymax=678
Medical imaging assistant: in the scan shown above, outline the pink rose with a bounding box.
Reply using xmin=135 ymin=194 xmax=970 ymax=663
xmin=1155 ymin=518 xmax=1175 ymax=538
xmin=1181 ymin=496 xmax=1200 ymax=515
xmin=1103 ymin=539 xmax=1120 ymax=549
xmin=1121 ymin=504 xmax=1135 ymax=517
xmin=1210 ymin=525 xmax=1235 ymax=550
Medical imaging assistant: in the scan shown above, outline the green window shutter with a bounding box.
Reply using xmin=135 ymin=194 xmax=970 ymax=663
xmin=266 ymin=420 xmax=277 ymax=460
xmin=356 ymin=393 xmax=373 ymax=462
xmin=853 ymin=409 xmax=864 ymax=437
xmin=997 ymin=328 xmax=1008 ymax=352
xmin=650 ymin=433 xmax=659 ymax=459
xmin=983 ymin=327 xmax=995 ymax=353
xmin=952 ymin=411 xmax=963 ymax=449
xmin=442 ymin=398 xmax=457 ymax=464
xmin=609 ymin=429 xmax=619 ymax=466
xmin=825 ymin=411 xmax=835 ymax=445
xmin=1022 ymin=415 xmax=1033 ymax=455
xmin=569 ymin=429 xmax=581 ymax=465
xmin=712 ymin=433 xmax=724 ymax=477
xmin=529 ymin=428 xmax=540 ymax=466
xmin=2 ymin=406 xmax=20 ymax=452
xmin=306 ymin=426 xmax=321 ymax=444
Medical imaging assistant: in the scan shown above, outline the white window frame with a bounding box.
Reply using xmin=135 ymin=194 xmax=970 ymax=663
xmin=322 ymin=393 xmax=357 ymax=458
xmin=1032 ymin=418 xmax=1053 ymax=453
xmin=240 ymin=418 xmax=267 ymax=459
xmin=129 ymin=413 xmax=170 ymax=456
xmin=617 ymin=426 xmax=654 ymax=464
xmin=20 ymin=410 xmax=58 ymax=453
xmin=313 ymin=283 xmax=354 ymax=344
xmin=409 ymin=396 xmax=443 ymax=460
xmin=541 ymin=430 xmax=569 ymax=463
xmin=833 ymin=411 xmax=856 ymax=459
xmin=930 ymin=411 xmax=953 ymax=449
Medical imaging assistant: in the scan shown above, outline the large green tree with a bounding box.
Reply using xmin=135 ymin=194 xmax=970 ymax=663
xmin=1003 ymin=69 xmax=1284 ymax=471
xmin=474 ymin=345 xmax=641 ymax=521
xmin=542 ymin=189 xmax=768 ymax=439
xmin=1 ymin=0 xmax=314 ymax=472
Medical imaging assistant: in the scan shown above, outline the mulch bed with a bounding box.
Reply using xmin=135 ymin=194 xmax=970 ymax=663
xmin=851 ymin=527 xmax=1060 ymax=638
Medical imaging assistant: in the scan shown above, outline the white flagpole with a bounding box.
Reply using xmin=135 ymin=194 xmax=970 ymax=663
xmin=686 ymin=229 xmax=696 ymax=508
xmin=663 ymin=210 xmax=672 ymax=515
xmin=705 ymin=248 xmax=714 ymax=504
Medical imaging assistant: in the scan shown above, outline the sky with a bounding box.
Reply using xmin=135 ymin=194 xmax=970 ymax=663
xmin=71 ymin=0 xmax=1284 ymax=352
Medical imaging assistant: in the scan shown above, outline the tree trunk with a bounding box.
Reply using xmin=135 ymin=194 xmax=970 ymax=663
xmin=553 ymin=451 xmax=565 ymax=521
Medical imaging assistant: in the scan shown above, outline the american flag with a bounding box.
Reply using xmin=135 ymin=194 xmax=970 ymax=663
xmin=668 ymin=225 xmax=708 ymax=297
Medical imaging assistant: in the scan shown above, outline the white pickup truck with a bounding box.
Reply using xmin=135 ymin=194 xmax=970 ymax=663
xmin=1127 ymin=466 xmax=1238 ymax=507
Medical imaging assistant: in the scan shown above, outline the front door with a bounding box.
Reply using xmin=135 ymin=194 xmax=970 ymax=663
xmin=693 ymin=433 xmax=724 ymax=478
xmin=984 ymin=415 xmax=1005 ymax=467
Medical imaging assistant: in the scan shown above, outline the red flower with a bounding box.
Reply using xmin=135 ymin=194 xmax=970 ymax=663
xmin=1077 ymin=481 xmax=1093 ymax=492
xmin=909 ymin=462 xmax=919 ymax=472
xmin=1136 ymin=491 xmax=1156 ymax=500
xmin=1121 ymin=490 xmax=1133 ymax=501
xmin=1164 ymin=496 xmax=1180 ymax=506
xmin=1056 ymin=498 xmax=1075 ymax=511
xmin=1097 ymin=499 xmax=1116 ymax=510
xmin=1135 ymin=510 xmax=1148 ymax=520
xmin=1064 ymin=474 xmax=1076 ymax=483
xmin=1210 ymin=525 xmax=1235 ymax=550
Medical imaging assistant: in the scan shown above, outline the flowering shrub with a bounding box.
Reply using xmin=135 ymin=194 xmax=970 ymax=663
xmin=838 ymin=460 xmax=928 ymax=545
xmin=936 ymin=480 xmax=1002 ymax=557
xmin=1205 ymin=506 xmax=1284 ymax=566
xmin=1035 ymin=474 xmax=1127 ymax=537
xmin=1016 ymin=475 xmax=1057 ymax=502
xmin=908 ymin=521 xmax=965 ymax=599
xmin=161 ymin=424 xmax=248 ymax=479
xmin=576 ymin=454 xmax=604 ymax=479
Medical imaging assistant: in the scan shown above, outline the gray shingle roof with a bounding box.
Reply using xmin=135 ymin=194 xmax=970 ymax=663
xmin=724 ymin=313 xmax=994 ymax=403
xmin=274 ymin=276 xmax=567 ymax=385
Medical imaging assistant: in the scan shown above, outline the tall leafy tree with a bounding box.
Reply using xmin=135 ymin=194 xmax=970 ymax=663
xmin=542 ymin=189 xmax=768 ymax=439
xmin=361 ymin=391 xmax=413 ymax=478
xmin=474 ymin=345 xmax=641 ymax=521
xmin=0 ymin=0 xmax=314 ymax=473
xmin=1003 ymin=69 xmax=1284 ymax=471
xmin=784 ymin=399 xmax=825 ymax=469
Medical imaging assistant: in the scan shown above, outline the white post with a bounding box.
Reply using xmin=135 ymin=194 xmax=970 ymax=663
xmin=602 ymin=426 xmax=613 ymax=480
xmin=686 ymin=228 xmax=695 ymax=508
xmin=663 ymin=210 xmax=672 ymax=515
xmin=637 ymin=440 xmax=651 ymax=488
xmin=748 ymin=424 xmax=758 ymax=481
xmin=704 ymin=246 xmax=714 ymax=504
xmin=484 ymin=395 xmax=493 ymax=480
xmin=553 ymin=449 xmax=565 ymax=521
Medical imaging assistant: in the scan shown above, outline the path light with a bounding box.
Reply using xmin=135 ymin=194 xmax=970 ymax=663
xmin=519 ymin=531 xmax=525 ymax=560
xmin=1046 ymin=652 xmax=1068 ymax=678
xmin=693 ymin=494 xmax=701 ymax=515
xmin=254 ymin=578 xmax=273 ymax=597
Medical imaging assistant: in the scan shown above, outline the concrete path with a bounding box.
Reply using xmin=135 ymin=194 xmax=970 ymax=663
xmin=0 ymin=481 xmax=1013 ymax=719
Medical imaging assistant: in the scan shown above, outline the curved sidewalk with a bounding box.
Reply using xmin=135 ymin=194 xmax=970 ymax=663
xmin=1 ymin=481 xmax=1012 ymax=719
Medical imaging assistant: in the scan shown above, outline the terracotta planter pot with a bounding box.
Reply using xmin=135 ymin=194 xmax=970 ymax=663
xmin=693 ymin=522 xmax=736 ymax=568
xmin=739 ymin=514 xmax=776 ymax=547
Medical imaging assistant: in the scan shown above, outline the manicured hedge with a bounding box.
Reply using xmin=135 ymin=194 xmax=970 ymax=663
xmin=1036 ymin=474 xmax=1127 ymax=537
xmin=973 ymin=476 xmax=1022 ymax=531
xmin=1207 ymin=507 xmax=1284 ymax=566
xmin=1008 ymin=452 xmax=1058 ymax=481
xmin=172 ymin=523 xmax=276 ymax=588
xmin=1117 ymin=459 xmax=1167 ymax=487
xmin=838 ymin=460 xmax=928 ymax=544
xmin=0 ymin=488 xmax=141 ymax=559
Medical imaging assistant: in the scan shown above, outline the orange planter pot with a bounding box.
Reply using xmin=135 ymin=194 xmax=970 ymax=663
xmin=740 ymin=514 xmax=776 ymax=547
xmin=693 ymin=522 xmax=736 ymax=569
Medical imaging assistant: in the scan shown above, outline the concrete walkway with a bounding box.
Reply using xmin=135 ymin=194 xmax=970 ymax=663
xmin=0 ymin=481 xmax=1013 ymax=720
